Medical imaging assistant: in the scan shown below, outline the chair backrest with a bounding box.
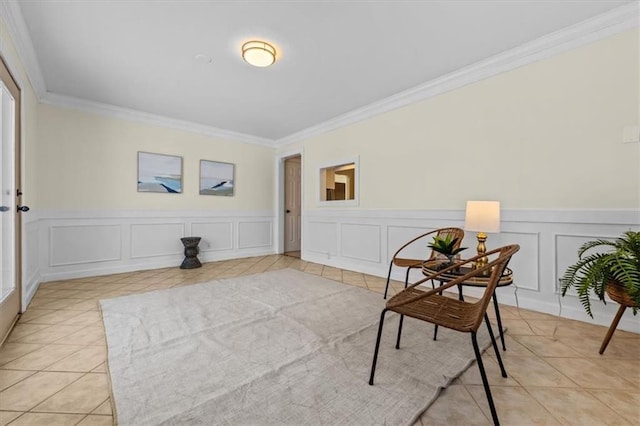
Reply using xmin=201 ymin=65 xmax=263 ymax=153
xmin=426 ymin=227 xmax=466 ymax=260
xmin=391 ymin=227 xmax=465 ymax=261
xmin=467 ymin=244 xmax=520 ymax=331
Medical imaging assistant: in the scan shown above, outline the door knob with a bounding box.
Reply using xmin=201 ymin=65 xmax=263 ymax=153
xmin=17 ymin=205 xmax=30 ymax=212
xmin=0 ymin=206 xmax=9 ymax=212
xmin=286 ymin=209 xmax=291 ymax=213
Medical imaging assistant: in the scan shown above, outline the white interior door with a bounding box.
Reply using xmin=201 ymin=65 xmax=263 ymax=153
xmin=284 ymin=156 xmax=301 ymax=252
xmin=0 ymin=57 xmax=21 ymax=344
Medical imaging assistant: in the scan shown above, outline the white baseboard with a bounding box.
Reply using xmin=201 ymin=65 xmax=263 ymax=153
xmin=31 ymin=209 xmax=275 ymax=282
xmin=302 ymin=207 xmax=639 ymax=334
xmin=39 ymin=247 xmax=276 ymax=282
xmin=461 ymin=285 xmax=639 ymax=334
xmin=21 ymin=271 xmax=41 ymax=312
xmin=20 ymin=206 xmax=639 ymax=334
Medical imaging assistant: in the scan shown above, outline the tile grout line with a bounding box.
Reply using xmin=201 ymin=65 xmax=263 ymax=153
xmin=2 ymin=255 xmax=637 ymax=424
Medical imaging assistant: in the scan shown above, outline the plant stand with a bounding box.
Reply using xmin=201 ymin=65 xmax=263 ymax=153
xmin=180 ymin=237 xmax=202 ymax=269
xmin=599 ymin=282 xmax=637 ymax=355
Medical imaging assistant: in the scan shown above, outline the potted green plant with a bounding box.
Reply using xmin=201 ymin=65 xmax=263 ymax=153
xmin=428 ymin=234 xmax=467 ymax=266
xmin=560 ymin=230 xmax=640 ymax=318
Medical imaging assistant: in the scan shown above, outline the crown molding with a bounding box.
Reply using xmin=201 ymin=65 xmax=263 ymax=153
xmin=274 ymin=2 xmax=640 ymax=147
xmin=41 ymin=92 xmax=275 ymax=147
xmin=0 ymin=1 xmax=274 ymax=147
xmin=1 ymin=0 xmax=637 ymax=148
xmin=0 ymin=0 xmax=46 ymax=98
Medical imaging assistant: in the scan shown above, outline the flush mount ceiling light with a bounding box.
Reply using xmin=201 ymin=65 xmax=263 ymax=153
xmin=242 ymin=40 xmax=276 ymax=67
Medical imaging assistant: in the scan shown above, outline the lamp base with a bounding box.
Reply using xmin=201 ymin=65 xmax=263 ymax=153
xmin=475 ymin=232 xmax=488 ymax=268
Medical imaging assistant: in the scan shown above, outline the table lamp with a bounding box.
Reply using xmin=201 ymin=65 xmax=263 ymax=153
xmin=464 ymin=201 xmax=501 ymax=268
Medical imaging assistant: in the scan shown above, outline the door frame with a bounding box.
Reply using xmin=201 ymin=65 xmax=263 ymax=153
xmin=0 ymin=54 xmax=23 ymax=344
xmin=275 ymin=148 xmax=303 ymax=255
xmin=0 ymin=43 xmax=31 ymax=316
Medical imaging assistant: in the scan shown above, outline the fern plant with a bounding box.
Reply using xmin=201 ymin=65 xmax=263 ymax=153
xmin=560 ymin=230 xmax=640 ymax=318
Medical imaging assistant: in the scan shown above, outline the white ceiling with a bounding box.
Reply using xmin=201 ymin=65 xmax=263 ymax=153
xmin=11 ymin=0 xmax=637 ymax=144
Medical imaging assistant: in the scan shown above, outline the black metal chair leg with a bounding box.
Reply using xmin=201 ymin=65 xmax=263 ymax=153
xmin=369 ymin=309 xmax=388 ymax=385
xmin=458 ymin=284 xmax=464 ymax=301
xmin=471 ymin=332 xmax=500 ymax=426
xmin=384 ymin=264 xmax=415 ymax=300
xmin=492 ymin=292 xmax=506 ymax=350
xmin=485 ymin=314 xmax=507 ymax=378
xmin=383 ymin=263 xmax=393 ymax=299
xmin=395 ymin=314 xmax=404 ymax=349
xmin=433 ymin=279 xmax=446 ymax=341
xmin=404 ymin=268 xmax=411 ymax=289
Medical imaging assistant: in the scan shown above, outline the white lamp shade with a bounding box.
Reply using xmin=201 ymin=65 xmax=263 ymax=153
xmin=464 ymin=201 xmax=501 ymax=233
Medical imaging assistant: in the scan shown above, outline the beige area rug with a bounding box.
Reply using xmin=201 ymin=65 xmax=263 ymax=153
xmin=100 ymin=269 xmax=496 ymax=426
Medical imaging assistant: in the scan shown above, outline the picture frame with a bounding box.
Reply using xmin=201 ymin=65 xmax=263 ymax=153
xmin=137 ymin=151 xmax=183 ymax=193
xmin=200 ymin=160 xmax=235 ymax=196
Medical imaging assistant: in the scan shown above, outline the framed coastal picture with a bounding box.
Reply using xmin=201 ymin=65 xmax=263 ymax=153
xmin=200 ymin=160 xmax=234 ymax=196
xmin=137 ymin=152 xmax=183 ymax=193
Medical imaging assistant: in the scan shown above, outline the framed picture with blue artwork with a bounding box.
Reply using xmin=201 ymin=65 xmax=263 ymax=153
xmin=200 ymin=160 xmax=234 ymax=196
xmin=137 ymin=151 xmax=183 ymax=193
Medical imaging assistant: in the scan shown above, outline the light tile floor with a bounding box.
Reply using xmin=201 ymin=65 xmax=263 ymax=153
xmin=0 ymin=255 xmax=638 ymax=425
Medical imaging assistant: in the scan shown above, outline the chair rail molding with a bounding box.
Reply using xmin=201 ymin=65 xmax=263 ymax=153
xmin=35 ymin=209 xmax=276 ymax=283
xmin=302 ymin=207 xmax=639 ymax=332
xmin=18 ymin=205 xmax=639 ymax=331
xmin=2 ymin=0 xmax=636 ymax=149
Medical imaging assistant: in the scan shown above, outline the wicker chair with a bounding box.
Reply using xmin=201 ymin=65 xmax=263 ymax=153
xmin=369 ymin=244 xmax=520 ymax=426
xmin=383 ymin=227 xmax=464 ymax=299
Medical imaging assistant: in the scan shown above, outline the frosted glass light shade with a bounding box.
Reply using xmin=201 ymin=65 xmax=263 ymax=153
xmin=464 ymin=201 xmax=501 ymax=233
xmin=242 ymin=41 xmax=276 ymax=67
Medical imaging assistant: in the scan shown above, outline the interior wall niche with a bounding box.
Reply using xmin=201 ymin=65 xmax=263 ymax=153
xmin=319 ymin=157 xmax=359 ymax=206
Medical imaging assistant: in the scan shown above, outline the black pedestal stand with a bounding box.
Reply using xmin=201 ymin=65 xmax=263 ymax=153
xmin=180 ymin=237 xmax=202 ymax=269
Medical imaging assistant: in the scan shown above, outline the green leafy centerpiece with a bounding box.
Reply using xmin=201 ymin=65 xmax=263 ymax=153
xmin=428 ymin=234 xmax=467 ymax=269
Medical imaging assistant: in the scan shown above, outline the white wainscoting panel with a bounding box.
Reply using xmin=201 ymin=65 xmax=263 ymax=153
xmin=50 ymin=224 xmax=122 ymax=266
xmin=238 ymin=221 xmax=273 ymax=249
xmin=303 ymin=208 xmax=639 ymax=332
xmin=488 ymin=231 xmax=540 ymax=291
xmin=340 ymin=223 xmax=381 ymax=263
xmin=34 ymin=210 xmax=275 ymax=282
xmin=131 ymin=223 xmax=184 ymax=259
xmin=192 ymin=222 xmax=233 ymax=252
xmin=21 ymin=207 xmax=639 ymax=333
xmin=554 ymin=232 xmax=622 ymax=286
xmin=24 ymin=220 xmax=39 ymax=281
xmin=306 ymin=221 xmax=338 ymax=257
xmin=553 ymin=232 xmax=623 ymax=299
xmin=22 ymin=215 xmax=40 ymax=310
xmin=387 ymin=226 xmax=431 ymax=262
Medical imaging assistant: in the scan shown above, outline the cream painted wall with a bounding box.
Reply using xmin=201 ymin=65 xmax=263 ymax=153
xmin=299 ymin=30 xmax=639 ymax=210
xmin=1 ymin=14 xmax=42 ymax=307
xmin=0 ymin=15 xmax=39 ymax=208
xmin=36 ymin=104 xmax=275 ymax=211
xmin=21 ymin=83 xmax=38 ymax=207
